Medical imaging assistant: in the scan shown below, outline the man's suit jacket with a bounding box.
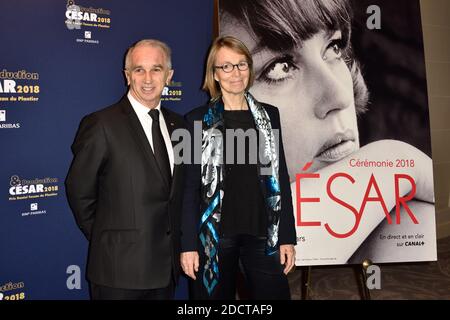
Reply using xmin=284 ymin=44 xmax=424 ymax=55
xmin=66 ymin=96 xmax=185 ymax=290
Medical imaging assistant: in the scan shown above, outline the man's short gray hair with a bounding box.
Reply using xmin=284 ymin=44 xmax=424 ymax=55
xmin=124 ymin=39 xmax=172 ymax=70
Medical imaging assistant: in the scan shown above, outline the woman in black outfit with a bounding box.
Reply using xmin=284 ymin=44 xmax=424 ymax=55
xmin=180 ymin=36 xmax=296 ymax=300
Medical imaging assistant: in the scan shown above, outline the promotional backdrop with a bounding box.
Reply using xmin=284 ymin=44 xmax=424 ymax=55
xmin=0 ymin=0 xmax=212 ymax=300
xmin=219 ymin=0 xmax=437 ymax=266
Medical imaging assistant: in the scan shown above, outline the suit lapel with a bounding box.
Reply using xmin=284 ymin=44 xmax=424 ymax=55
xmin=161 ymin=107 xmax=184 ymax=199
xmin=120 ymin=97 xmax=170 ymax=192
xmin=161 ymin=107 xmax=177 ymax=146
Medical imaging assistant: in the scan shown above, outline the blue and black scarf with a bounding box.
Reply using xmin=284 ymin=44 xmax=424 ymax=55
xmin=199 ymin=91 xmax=282 ymax=295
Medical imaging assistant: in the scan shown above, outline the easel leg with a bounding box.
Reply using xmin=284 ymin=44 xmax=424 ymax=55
xmin=301 ymin=266 xmax=312 ymax=300
xmin=360 ymin=259 xmax=372 ymax=300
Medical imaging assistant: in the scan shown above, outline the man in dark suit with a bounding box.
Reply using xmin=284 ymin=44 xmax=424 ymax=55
xmin=66 ymin=39 xmax=185 ymax=300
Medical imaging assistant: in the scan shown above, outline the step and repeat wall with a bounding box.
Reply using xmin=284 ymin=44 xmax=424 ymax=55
xmin=0 ymin=0 xmax=212 ymax=300
xmin=1 ymin=0 xmax=438 ymax=300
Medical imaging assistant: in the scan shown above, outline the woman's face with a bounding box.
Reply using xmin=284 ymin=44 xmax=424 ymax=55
xmin=221 ymin=19 xmax=360 ymax=179
xmin=213 ymin=46 xmax=250 ymax=97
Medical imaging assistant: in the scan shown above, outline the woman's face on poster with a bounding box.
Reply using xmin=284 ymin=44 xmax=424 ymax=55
xmin=221 ymin=17 xmax=360 ymax=180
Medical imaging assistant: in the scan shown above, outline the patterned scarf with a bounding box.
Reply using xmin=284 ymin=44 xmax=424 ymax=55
xmin=199 ymin=91 xmax=282 ymax=295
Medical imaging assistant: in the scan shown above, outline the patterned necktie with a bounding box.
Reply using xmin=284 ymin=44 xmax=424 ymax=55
xmin=148 ymin=109 xmax=171 ymax=186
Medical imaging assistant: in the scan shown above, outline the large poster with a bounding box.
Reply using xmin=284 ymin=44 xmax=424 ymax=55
xmin=219 ymin=0 xmax=437 ymax=265
xmin=0 ymin=0 xmax=212 ymax=299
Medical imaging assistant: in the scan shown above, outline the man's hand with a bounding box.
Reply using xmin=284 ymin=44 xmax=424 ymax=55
xmin=180 ymin=251 xmax=199 ymax=280
xmin=280 ymin=244 xmax=295 ymax=274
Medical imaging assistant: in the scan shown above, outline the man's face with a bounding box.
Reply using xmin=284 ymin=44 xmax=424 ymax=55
xmin=125 ymin=45 xmax=173 ymax=109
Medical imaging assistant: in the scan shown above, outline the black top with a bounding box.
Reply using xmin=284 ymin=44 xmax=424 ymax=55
xmin=221 ymin=110 xmax=267 ymax=237
xmin=181 ymin=103 xmax=296 ymax=253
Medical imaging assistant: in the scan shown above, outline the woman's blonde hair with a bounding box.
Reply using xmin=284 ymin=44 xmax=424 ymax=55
xmin=202 ymin=36 xmax=254 ymax=100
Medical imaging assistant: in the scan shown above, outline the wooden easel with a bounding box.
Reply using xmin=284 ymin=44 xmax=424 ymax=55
xmin=301 ymin=259 xmax=374 ymax=300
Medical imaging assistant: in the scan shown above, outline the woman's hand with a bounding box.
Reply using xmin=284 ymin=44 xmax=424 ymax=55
xmin=180 ymin=251 xmax=199 ymax=280
xmin=280 ymin=244 xmax=296 ymax=274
